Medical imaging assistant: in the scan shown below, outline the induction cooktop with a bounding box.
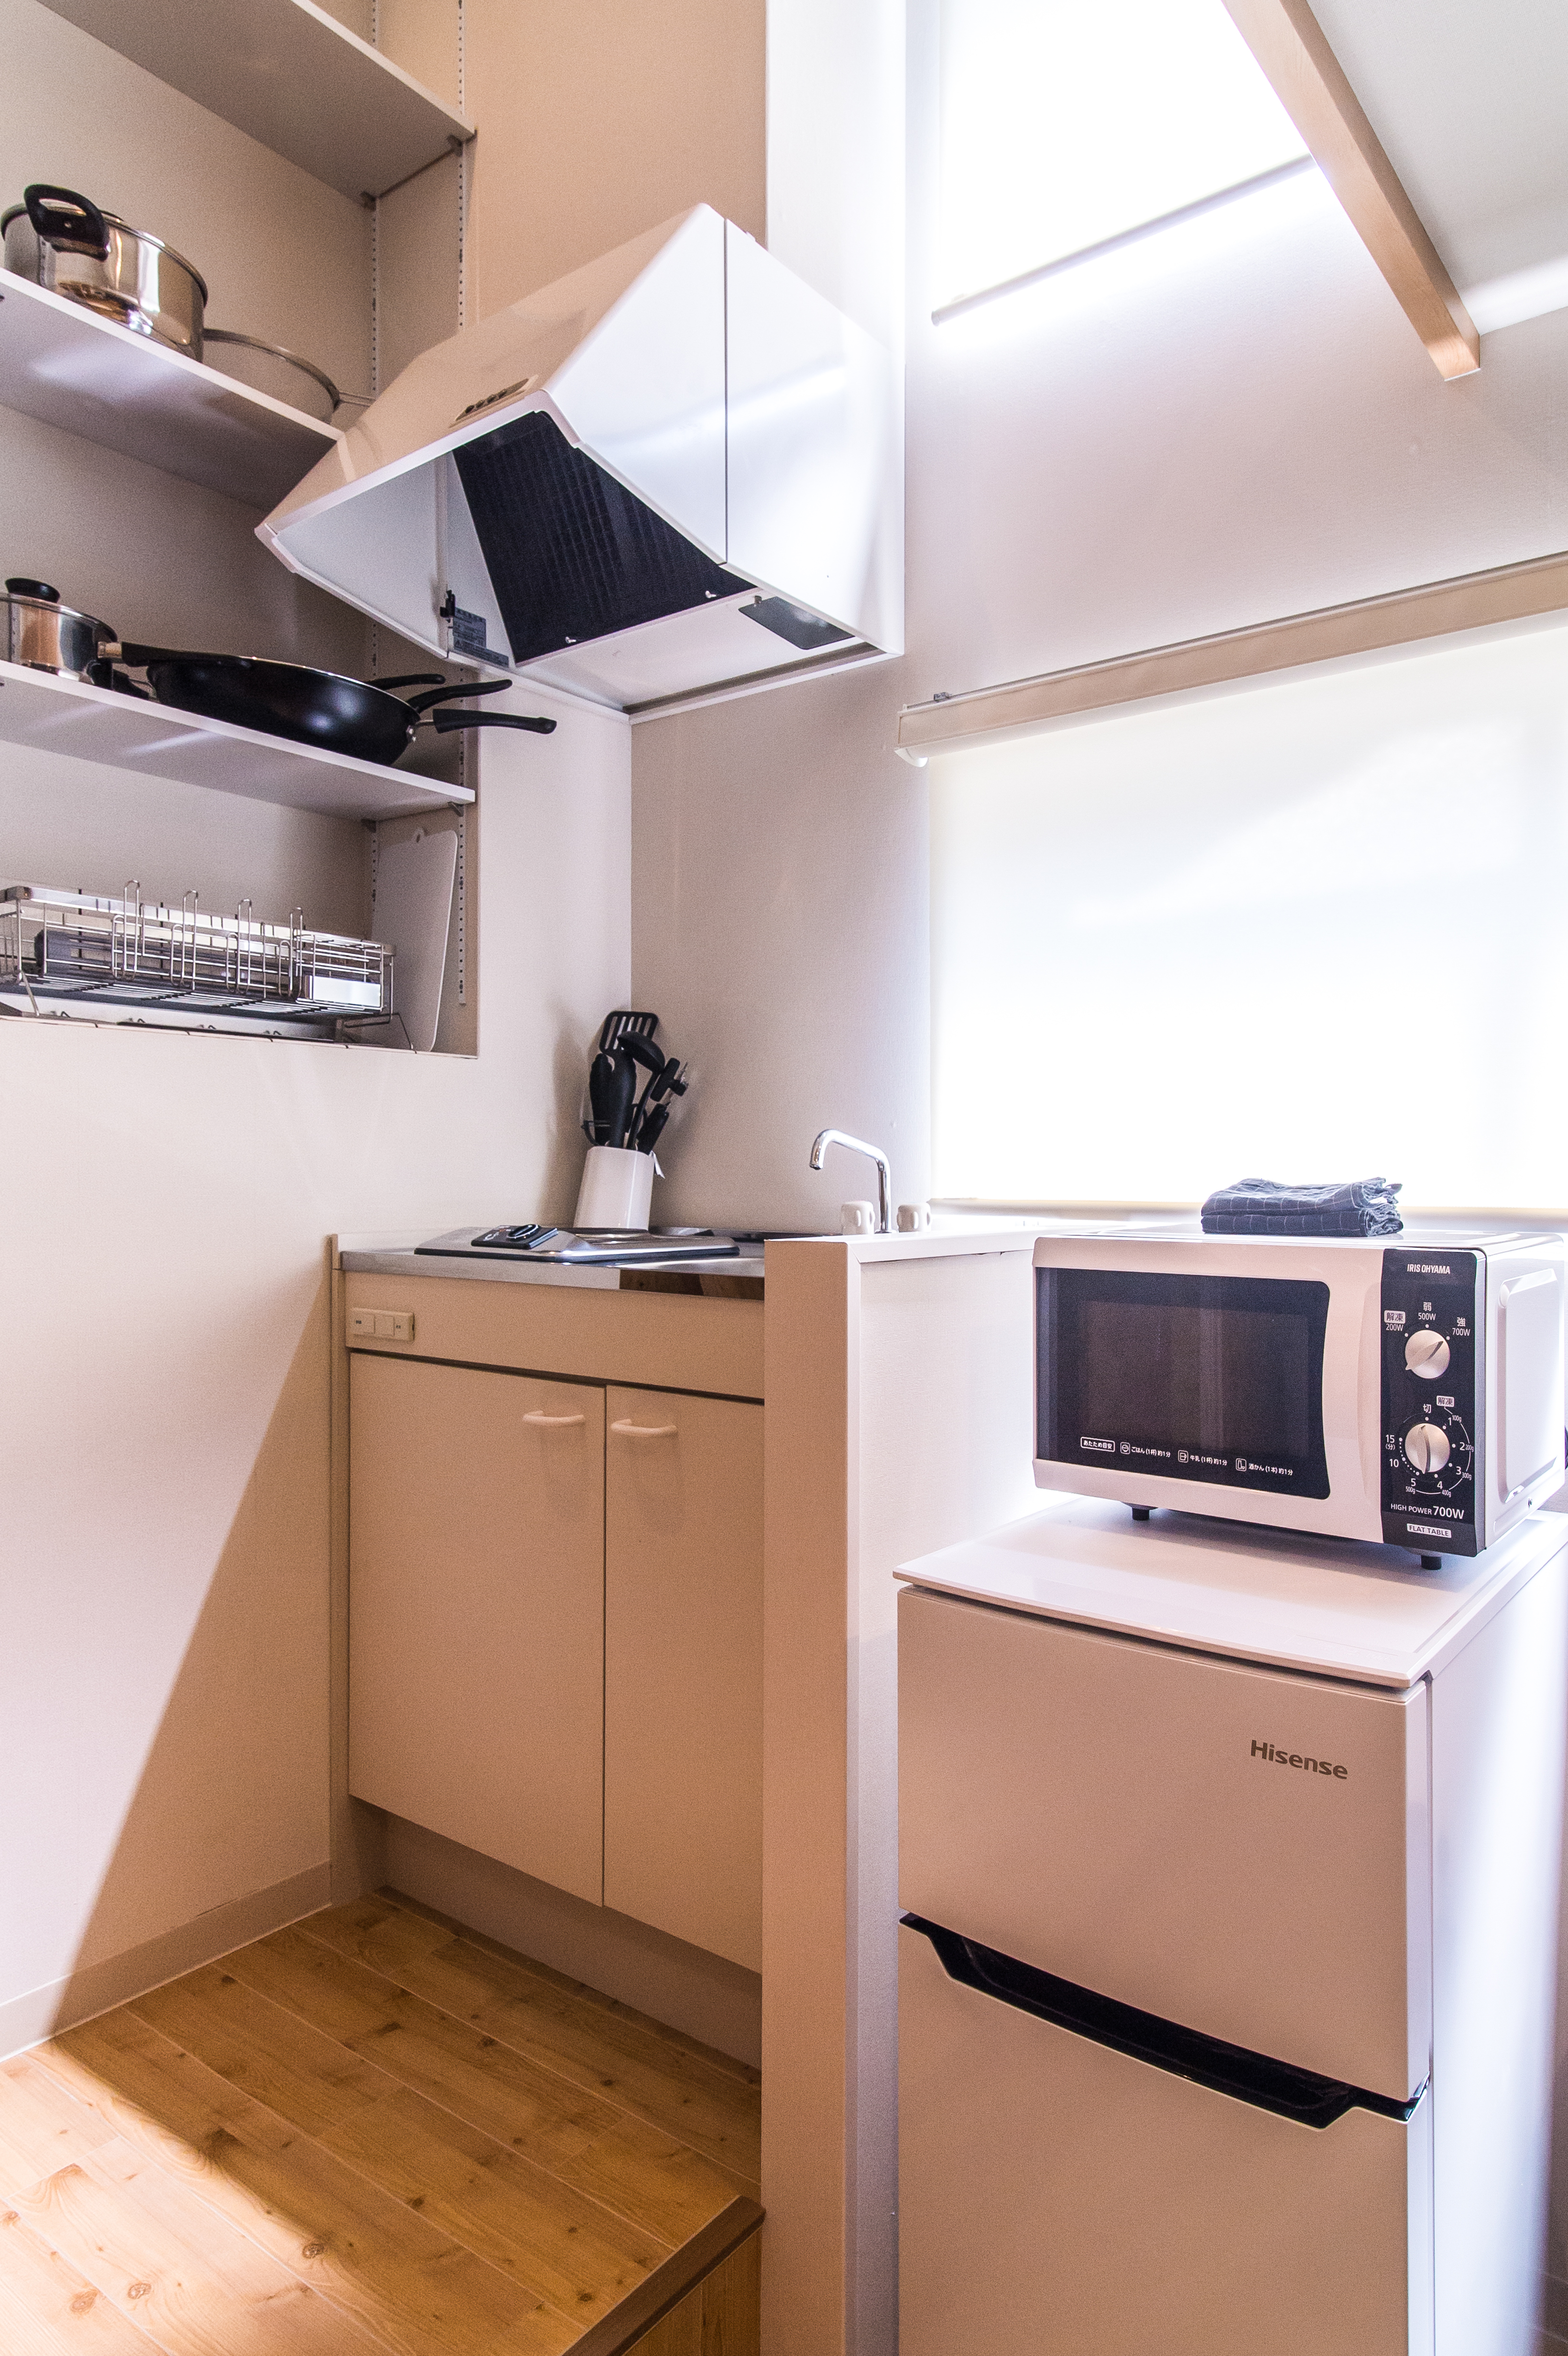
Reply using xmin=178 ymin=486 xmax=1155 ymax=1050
xmin=416 ymin=1225 xmax=743 ymax=1264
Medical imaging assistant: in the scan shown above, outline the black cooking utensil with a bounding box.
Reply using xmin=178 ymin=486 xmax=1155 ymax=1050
xmin=588 ymin=1050 xmax=617 ymax=1145
xmin=619 ymin=1032 xmax=665 ymax=1078
xmin=617 ymin=1031 xmax=663 ymax=1147
xmin=604 ymin=1049 xmax=638 ymax=1149
xmin=629 ymin=1056 xmax=688 ymax=1150
xmin=96 ymin=644 xmax=557 ymax=765
xmin=598 ymin=1009 xmax=659 ymax=1056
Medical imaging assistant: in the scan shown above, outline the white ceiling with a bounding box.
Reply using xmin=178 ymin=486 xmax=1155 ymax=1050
xmin=1311 ymin=0 xmax=1568 ymax=327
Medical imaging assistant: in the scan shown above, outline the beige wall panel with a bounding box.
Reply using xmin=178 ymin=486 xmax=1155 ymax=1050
xmin=343 ymin=1273 xmax=763 ymax=1398
xmin=465 ymin=0 xmax=765 ymax=318
xmin=375 ymin=0 xmax=461 ymax=113
xmin=349 ymin=1353 xmax=606 ymax=1904
xmin=317 ymin=0 xmax=374 ymax=43
xmin=0 ymin=0 xmax=372 ymax=409
xmin=376 ymin=152 xmax=462 ymax=392
xmin=604 ymin=1387 xmax=763 ymax=1970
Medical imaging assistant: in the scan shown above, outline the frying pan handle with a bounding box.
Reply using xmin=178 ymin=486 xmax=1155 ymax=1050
xmin=104 ymin=641 xmax=196 ymax=665
xmin=405 ymin=679 xmax=513 ymax=713
xmin=371 ymin=673 xmax=445 ymax=690
xmin=429 ymin=709 xmax=557 ymax=735
xmin=24 ymin=184 xmax=110 ymax=262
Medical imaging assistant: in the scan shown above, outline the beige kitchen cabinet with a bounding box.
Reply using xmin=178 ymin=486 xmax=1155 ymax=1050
xmin=604 ymin=1386 xmax=764 ymax=1971
xmin=348 ymin=1354 xmax=606 ymax=1905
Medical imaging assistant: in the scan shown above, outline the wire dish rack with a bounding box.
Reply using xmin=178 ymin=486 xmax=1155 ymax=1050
xmin=0 ymin=884 xmax=393 ymax=1037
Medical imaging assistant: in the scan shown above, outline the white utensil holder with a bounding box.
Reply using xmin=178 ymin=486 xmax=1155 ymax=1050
xmin=575 ymin=1144 xmax=654 ymax=1231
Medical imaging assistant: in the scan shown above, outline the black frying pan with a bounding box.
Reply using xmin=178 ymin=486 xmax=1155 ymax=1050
xmin=91 ymin=644 xmax=556 ymax=765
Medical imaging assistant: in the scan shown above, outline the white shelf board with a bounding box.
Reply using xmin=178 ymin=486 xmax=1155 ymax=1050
xmin=37 ymin=0 xmax=474 ymax=202
xmin=0 ymin=273 xmax=341 ymax=509
xmin=0 ymin=659 xmax=474 ymax=821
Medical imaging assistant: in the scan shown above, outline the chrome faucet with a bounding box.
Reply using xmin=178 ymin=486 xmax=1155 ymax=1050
xmin=810 ymin=1128 xmax=892 ymax=1234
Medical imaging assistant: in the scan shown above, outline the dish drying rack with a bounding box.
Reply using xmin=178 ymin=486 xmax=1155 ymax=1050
xmin=0 ymin=883 xmax=393 ymax=1038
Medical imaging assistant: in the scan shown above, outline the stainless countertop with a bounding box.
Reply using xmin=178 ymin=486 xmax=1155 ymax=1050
xmin=339 ymin=1245 xmax=767 ymax=1295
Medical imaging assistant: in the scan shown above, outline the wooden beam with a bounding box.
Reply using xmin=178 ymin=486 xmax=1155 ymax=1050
xmin=1221 ymin=0 xmax=1480 ymax=378
xmin=896 ymin=546 xmax=1568 ymax=757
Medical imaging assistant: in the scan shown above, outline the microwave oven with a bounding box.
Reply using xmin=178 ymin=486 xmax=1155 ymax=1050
xmin=1033 ymin=1229 xmax=1566 ymax=1557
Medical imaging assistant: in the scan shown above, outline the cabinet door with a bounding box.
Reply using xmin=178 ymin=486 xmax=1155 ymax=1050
xmin=349 ymin=1354 xmax=605 ymax=1904
xmin=604 ymin=1387 xmax=763 ymax=1969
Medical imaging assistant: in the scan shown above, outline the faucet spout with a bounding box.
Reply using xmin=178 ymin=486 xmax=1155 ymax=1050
xmin=810 ymin=1128 xmax=893 ymax=1235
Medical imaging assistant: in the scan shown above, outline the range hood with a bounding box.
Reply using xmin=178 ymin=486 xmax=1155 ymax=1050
xmin=259 ymin=206 xmax=902 ymax=713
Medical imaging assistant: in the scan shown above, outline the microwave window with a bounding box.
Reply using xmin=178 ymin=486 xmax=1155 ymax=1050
xmin=1038 ymin=1271 xmax=1331 ymax=1498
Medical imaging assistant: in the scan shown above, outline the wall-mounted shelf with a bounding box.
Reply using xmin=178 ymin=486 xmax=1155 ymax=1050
xmin=0 ymin=660 xmax=474 ymax=821
xmin=36 ymin=0 xmax=474 ymax=203
xmin=0 ymin=273 xmax=341 ymax=509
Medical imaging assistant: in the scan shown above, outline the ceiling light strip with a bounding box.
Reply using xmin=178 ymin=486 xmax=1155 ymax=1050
xmin=932 ymin=157 xmax=1316 ymax=326
xmin=896 ymin=545 xmax=1568 ymax=756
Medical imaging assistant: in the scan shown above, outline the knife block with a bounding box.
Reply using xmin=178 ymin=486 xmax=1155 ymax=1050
xmin=574 ymin=1144 xmax=654 ymax=1232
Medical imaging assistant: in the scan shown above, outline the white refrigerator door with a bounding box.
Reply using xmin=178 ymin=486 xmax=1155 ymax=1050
xmin=899 ymin=1921 xmax=1433 ymax=2356
xmin=899 ymin=1586 xmax=1430 ymax=2098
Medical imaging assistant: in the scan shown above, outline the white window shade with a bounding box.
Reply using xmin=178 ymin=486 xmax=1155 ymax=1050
xmin=939 ymin=0 xmax=1308 ymax=308
xmin=931 ymin=619 xmax=1568 ymax=1211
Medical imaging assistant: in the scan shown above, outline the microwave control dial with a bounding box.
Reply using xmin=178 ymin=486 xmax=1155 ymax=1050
xmin=1404 ymin=1421 xmax=1451 ymax=1475
xmin=1405 ymin=1329 xmax=1451 ymax=1381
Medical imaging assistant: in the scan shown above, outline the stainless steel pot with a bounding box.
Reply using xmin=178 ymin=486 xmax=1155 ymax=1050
xmin=1 ymin=185 xmax=207 ymax=358
xmin=2 ymin=578 xmax=116 ymax=680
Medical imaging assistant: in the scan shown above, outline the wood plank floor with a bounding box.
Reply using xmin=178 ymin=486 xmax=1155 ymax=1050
xmin=0 ymin=1890 xmax=761 ymax=2356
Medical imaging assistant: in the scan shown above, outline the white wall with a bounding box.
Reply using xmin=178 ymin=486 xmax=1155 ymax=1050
xmin=632 ymin=0 xmax=1568 ymax=1235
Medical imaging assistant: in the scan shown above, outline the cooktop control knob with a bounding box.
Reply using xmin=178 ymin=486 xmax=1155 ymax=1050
xmin=1404 ymin=1421 xmax=1451 ymax=1474
xmin=1405 ymin=1329 xmax=1451 ymax=1381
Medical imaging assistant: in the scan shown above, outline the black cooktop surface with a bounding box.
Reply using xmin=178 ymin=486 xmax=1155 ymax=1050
xmin=416 ymin=1225 xmax=743 ymax=1265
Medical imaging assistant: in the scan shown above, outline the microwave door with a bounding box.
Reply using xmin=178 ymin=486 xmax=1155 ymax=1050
xmin=1037 ymin=1267 xmax=1332 ymax=1502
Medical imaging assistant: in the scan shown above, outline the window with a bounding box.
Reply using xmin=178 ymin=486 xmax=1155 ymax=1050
xmin=930 ymin=617 xmax=1568 ymax=1210
xmin=938 ymin=0 xmax=1309 ymax=314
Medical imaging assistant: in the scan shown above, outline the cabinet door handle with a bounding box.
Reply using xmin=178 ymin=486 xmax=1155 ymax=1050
xmin=523 ymin=1410 xmax=587 ymax=1428
xmin=610 ymin=1418 xmax=678 ymax=1440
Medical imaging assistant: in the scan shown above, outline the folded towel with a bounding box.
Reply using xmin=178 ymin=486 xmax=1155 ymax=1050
xmin=1200 ymin=1177 xmax=1403 ymax=1238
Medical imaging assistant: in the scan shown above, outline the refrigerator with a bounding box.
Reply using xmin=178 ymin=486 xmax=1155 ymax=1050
xmin=896 ymin=1499 xmax=1568 ymax=2356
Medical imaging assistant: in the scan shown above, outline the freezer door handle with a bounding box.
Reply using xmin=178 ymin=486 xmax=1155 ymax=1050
xmin=902 ymin=1916 xmax=1426 ymax=2131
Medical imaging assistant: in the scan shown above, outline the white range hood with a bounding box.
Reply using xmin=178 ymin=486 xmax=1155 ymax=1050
xmin=259 ymin=206 xmax=902 ymax=713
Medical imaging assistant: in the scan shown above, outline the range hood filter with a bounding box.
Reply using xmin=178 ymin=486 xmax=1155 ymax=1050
xmin=259 ymin=206 xmax=902 ymax=714
xmin=456 ymin=411 xmax=744 ymax=665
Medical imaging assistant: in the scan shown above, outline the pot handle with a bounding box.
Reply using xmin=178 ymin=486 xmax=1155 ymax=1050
xmin=24 ymin=185 xmax=110 ymax=262
xmin=405 ymin=678 xmax=513 ymax=713
xmin=103 ymin=641 xmax=203 ymax=665
xmin=429 ymin=708 xmax=557 ymax=736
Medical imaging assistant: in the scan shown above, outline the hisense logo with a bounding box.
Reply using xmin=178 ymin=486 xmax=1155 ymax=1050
xmin=1251 ymin=1739 xmax=1348 ymax=1782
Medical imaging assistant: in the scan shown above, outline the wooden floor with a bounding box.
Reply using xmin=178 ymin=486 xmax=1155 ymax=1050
xmin=0 ymin=1889 xmax=762 ymax=2355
